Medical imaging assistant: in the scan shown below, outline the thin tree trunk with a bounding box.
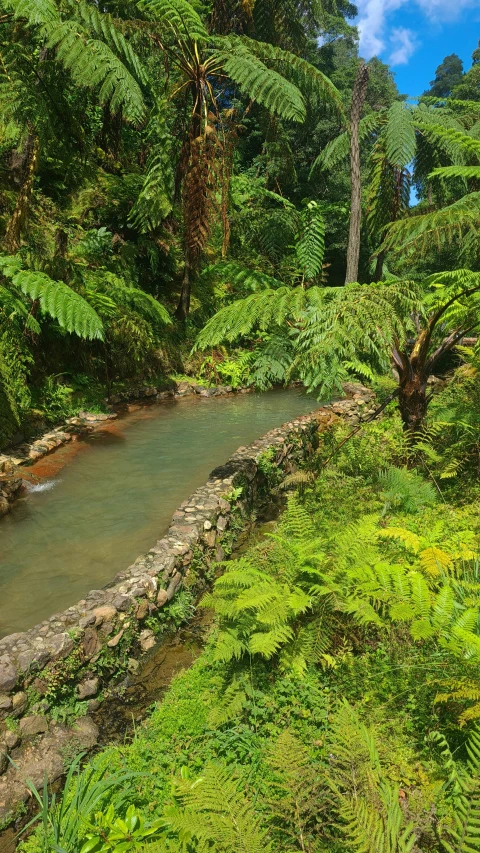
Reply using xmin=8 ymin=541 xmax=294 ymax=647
xmin=374 ymin=249 xmax=386 ymax=282
xmin=176 ymin=258 xmax=191 ymax=321
xmin=345 ymin=62 xmax=369 ymax=284
xmin=4 ymin=134 xmax=40 ymax=254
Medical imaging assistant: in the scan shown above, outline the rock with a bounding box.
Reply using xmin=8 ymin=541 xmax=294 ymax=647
xmin=204 ymin=529 xmax=216 ymax=548
xmin=17 ymin=648 xmax=50 ymax=673
xmin=82 ymin=627 xmax=101 ymax=659
xmin=127 ymin=658 xmax=139 ymax=674
xmin=11 ymin=692 xmax=28 ymax=718
xmin=0 ymin=695 xmax=12 ymax=712
xmin=0 ymin=658 xmax=17 ymax=693
xmin=71 ymin=716 xmax=99 ymax=749
xmin=203 ymin=520 xmax=212 ymax=530
xmin=166 ymin=571 xmax=183 ymax=601
xmin=0 ymin=497 xmax=10 ymax=518
xmin=19 ymin=716 xmax=48 ymax=737
xmin=111 ymin=594 xmax=131 ymax=612
xmin=4 ymin=730 xmax=20 ymax=750
xmin=218 ymin=498 xmax=231 ymax=513
xmin=107 ymin=629 xmax=124 ymax=648
xmin=216 ymin=515 xmax=228 ymax=533
xmin=0 ymin=744 xmax=8 ymax=775
xmin=93 ymin=605 xmax=117 ymax=626
xmin=77 ymin=677 xmax=99 ymax=700
xmin=87 ymin=698 xmax=101 ymax=713
xmin=139 ymin=630 xmax=155 ymax=652
xmin=47 ymin=633 xmax=74 ymax=660
xmin=156 ymin=589 xmax=169 ymax=607
xmin=79 ymin=614 xmax=96 ymax=629
xmin=135 ymin=600 xmax=149 ymax=620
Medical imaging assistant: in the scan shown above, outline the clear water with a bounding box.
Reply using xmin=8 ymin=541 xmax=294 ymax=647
xmin=0 ymin=389 xmax=318 ymax=637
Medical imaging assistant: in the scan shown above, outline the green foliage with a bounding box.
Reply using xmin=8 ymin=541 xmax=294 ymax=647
xmin=378 ymin=466 xmax=437 ymax=514
xmin=0 ymin=255 xmax=104 ymax=340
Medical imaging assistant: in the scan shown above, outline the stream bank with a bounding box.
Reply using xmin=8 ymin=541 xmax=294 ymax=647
xmin=0 ymin=383 xmax=374 ymax=832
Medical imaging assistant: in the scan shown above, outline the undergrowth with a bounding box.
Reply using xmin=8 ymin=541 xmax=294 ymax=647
xmin=18 ymin=368 xmax=480 ymax=853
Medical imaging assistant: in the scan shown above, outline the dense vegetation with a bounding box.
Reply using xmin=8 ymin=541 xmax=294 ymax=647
xmin=2 ymin=0 xmax=480 ymax=448
xmin=18 ymin=355 xmax=480 ymax=853
xmin=3 ymin=0 xmax=480 ymax=849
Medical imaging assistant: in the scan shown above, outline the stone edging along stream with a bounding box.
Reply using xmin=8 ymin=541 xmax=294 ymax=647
xmin=0 ymin=383 xmax=374 ymax=825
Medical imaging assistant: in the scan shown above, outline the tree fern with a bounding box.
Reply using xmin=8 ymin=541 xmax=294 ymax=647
xmin=137 ymin=0 xmax=208 ymax=40
xmin=0 ymin=255 xmax=104 ymax=339
xmin=47 ymin=24 xmax=145 ymax=122
xmin=219 ymin=46 xmax=306 ymax=123
xmin=296 ymin=200 xmax=325 ymax=281
xmin=238 ymin=36 xmax=345 ymax=119
xmin=384 ymin=100 xmax=416 ymax=169
xmin=310 ymin=110 xmax=382 ymax=175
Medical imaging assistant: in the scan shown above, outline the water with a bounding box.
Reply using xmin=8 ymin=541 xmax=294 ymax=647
xmin=0 ymin=389 xmax=318 ymax=638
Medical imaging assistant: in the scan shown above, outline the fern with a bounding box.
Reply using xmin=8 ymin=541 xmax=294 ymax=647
xmin=378 ymin=466 xmax=437 ymax=514
xmin=0 ymin=256 xmax=104 ymax=340
xmin=384 ymin=100 xmax=416 ymax=169
xmin=311 ymin=110 xmax=382 ymax=174
xmin=437 ymin=728 xmax=480 ymax=852
xmin=327 ymin=702 xmax=416 ymax=853
xmin=219 ymin=46 xmax=306 ymax=123
xmin=238 ymin=36 xmax=345 ymax=120
xmin=137 ymin=0 xmax=208 ymax=40
xmin=296 ymin=200 xmax=325 ymax=281
xmin=166 ymin=763 xmax=272 ymax=853
xmin=47 ymin=24 xmax=145 ymax=122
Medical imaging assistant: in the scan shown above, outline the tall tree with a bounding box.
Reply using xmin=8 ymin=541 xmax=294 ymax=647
xmin=425 ymin=54 xmax=464 ymax=99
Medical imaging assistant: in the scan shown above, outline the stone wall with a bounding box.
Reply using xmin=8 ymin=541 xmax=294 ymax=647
xmin=0 ymin=384 xmax=374 ymax=825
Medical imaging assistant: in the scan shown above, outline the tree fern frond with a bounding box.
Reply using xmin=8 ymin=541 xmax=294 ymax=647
xmin=218 ymin=46 xmax=306 ymax=123
xmin=384 ymin=101 xmax=416 ymax=168
xmin=382 ymin=193 xmax=480 ymax=256
xmin=0 ymin=257 xmax=104 ymax=340
xmin=47 ymin=23 xmax=145 ymax=122
xmin=430 ymin=165 xmax=480 ymax=180
xmin=296 ymin=201 xmax=325 ymax=281
xmin=311 ymin=111 xmax=382 ymax=174
xmin=137 ymin=0 xmax=208 ymax=40
xmin=238 ymin=36 xmax=345 ymax=120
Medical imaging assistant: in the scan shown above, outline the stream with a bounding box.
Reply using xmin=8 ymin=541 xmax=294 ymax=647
xmin=0 ymin=389 xmax=318 ymax=639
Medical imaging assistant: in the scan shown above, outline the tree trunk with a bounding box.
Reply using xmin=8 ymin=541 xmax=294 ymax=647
xmin=374 ymin=249 xmax=386 ymax=282
xmin=175 ymin=259 xmax=191 ymax=321
xmin=397 ymin=370 xmax=428 ymax=434
xmin=345 ymin=62 xmax=369 ymax=284
xmin=4 ymin=134 xmax=40 ymax=254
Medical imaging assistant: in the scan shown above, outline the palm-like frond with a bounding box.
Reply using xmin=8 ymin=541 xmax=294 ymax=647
xmin=296 ymin=201 xmax=325 ymax=281
xmin=137 ymin=0 xmax=208 ymax=40
xmin=219 ymin=45 xmax=306 ymax=123
xmin=384 ymin=100 xmax=416 ymax=169
xmin=311 ymin=111 xmax=382 ymax=174
xmin=0 ymin=256 xmax=104 ymax=340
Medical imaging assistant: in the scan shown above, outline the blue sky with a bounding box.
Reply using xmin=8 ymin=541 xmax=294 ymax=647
xmin=355 ymin=0 xmax=480 ymax=97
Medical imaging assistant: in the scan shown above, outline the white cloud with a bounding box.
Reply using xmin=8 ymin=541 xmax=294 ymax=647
xmin=388 ymin=26 xmax=418 ymax=64
xmin=356 ymin=0 xmax=478 ymax=62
